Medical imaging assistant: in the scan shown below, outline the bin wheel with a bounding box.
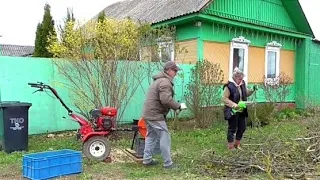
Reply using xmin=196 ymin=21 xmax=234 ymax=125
xmin=82 ymin=136 xmax=111 ymax=161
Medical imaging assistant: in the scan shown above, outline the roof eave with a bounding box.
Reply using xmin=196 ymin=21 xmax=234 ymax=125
xmin=152 ymin=13 xmax=201 ymax=27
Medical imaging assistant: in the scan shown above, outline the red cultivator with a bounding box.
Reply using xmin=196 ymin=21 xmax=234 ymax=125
xmin=28 ymin=82 xmax=142 ymax=161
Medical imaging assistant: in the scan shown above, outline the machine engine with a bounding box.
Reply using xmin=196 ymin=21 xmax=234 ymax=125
xmin=89 ymin=107 xmax=117 ymax=131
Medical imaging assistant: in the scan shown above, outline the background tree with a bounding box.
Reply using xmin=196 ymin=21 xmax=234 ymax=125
xmin=57 ymin=8 xmax=75 ymax=43
xmin=33 ymin=3 xmax=56 ymax=57
xmin=97 ymin=12 xmax=106 ymax=22
xmin=34 ymin=23 xmax=43 ymax=56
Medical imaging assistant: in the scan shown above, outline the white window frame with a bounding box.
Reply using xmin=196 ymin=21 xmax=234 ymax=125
xmin=229 ymin=36 xmax=251 ymax=82
xmin=264 ymin=41 xmax=282 ymax=86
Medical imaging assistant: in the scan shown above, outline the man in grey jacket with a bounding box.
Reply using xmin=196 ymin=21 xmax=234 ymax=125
xmin=142 ymin=61 xmax=182 ymax=169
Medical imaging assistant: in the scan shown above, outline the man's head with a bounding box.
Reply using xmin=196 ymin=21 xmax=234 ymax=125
xmin=164 ymin=61 xmax=180 ymax=78
xmin=232 ymin=67 xmax=244 ymax=85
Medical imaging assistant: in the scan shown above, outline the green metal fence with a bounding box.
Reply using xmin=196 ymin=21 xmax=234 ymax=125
xmin=0 ymin=56 xmax=194 ymax=134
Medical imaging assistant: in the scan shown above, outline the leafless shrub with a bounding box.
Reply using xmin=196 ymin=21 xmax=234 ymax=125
xmin=262 ymin=72 xmax=293 ymax=108
xmin=184 ymin=60 xmax=224 ymax=128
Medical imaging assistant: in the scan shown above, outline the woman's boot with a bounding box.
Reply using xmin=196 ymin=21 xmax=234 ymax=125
xmin=228 ymin=142 xmax=235 ymax=150
xmin=234 ymin=140 xmax=241 ymax=149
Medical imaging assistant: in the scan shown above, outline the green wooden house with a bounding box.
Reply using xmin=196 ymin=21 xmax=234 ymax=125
xmin=95 ymin=0 xmax=320 ymax=108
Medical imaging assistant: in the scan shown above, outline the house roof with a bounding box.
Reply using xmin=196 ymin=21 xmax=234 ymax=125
xmin=93 ymin=0 xmax=211 ymax=24
xmin=0 ymin=44 xmax=34 ymax=57
xmin=94 ymin=0 xmax=314 ymax=37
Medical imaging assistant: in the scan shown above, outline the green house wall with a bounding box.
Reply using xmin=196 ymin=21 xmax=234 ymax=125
xmin=176 ymin=23 xmax=199 ymax=41
xmin=295 ymin=39 xmax=309 ymax=108
xmin=295 ymin=39 xmax=320 ymax=108
xmin=173 ymin=0 xmax=306 ymax=105
xmin=309 ymin=41 xmax=320 ymax=105
xmin=156 ymin=0 xmax=316 ymax=107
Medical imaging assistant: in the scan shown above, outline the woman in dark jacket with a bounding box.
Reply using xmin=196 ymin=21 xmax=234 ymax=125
xmin=222 ymin=67 xmax=256 ymax=150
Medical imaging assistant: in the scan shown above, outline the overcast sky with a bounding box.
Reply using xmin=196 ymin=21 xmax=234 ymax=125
xmin=0 ymin=0 xmax=318 ymax=46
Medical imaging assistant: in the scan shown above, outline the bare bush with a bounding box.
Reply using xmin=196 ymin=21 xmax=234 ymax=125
xmin=184 ymin=60 xmax=224 ymax=128
xmin=262 ymin=72 xmax=293 ymax=107
xmin=247 ymin=102 xmax=275 ymax=127
xmin=245 ymin=72 xmax=293 ymax=127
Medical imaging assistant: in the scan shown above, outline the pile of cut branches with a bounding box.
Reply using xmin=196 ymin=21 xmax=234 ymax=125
xmin=199 ymin=117 xmax=320 ymax=179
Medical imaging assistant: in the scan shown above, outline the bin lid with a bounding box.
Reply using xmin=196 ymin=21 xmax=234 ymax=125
xmin=0 ymin=101 xmax=32 ymax=107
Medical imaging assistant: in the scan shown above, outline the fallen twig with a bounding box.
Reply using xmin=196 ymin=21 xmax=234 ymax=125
xmin=235 ymin=164 xmax=266 ymax=172
xmin=294 ymin=136 xmax=320 ymax=141
xmin=242 ymin=143 xmax=263 ymax=146
xmin=306 ymin=143 xmax=318 ymax=152
xmin=283 ymin=173 xmax=306 ymax=179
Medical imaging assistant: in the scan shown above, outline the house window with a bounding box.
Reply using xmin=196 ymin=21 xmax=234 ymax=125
xmin=139 ymin=37 xmax=174 ymax=62
xmin=264 ymin=41 xmax=281 ymax=85
xmin=229 ymin=36 xmax=250 ymax=82
xmin=158 ymin=39 xmax=174 ymax=62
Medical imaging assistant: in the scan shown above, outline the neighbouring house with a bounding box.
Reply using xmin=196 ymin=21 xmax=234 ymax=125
xmin=92 ymin=0 xmax=320 ymax=108
xmin=0 ymin=44 xmax=35 ymax=57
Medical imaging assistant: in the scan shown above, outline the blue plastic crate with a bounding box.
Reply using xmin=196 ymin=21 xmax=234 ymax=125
xmin=22 ymin=149 xmax=82 ymax=180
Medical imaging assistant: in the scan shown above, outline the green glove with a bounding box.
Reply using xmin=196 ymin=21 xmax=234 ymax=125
xmin=238 ymin=101 xmax=247 ymax=109
xmin=232 ymin=101 xmax=247 ymax=114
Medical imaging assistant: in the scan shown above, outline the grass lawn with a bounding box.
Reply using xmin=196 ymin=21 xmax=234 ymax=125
xmin=0 ymin=118 xmax=312 ymax=180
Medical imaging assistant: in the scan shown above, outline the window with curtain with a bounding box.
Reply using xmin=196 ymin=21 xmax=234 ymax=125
xmin=138 ymin=37 xmax=175 ymax=62
xmin=267 ymin=51 xmax=277 ymax=78
xmin=232 ymin=48 xmax=245 ymax=72
xmin=229 ymin=36 xmax=250 ymax=82
xmin=159 ymin=41 xmax=174 ymax=62
xmin=264 ymin=41 xmax=281 ymax=85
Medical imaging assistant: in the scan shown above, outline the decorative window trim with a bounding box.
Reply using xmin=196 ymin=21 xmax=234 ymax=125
xmin=229 ymin=36 xmax=251 ymax=82
xmin=264 ymin=41 xmax=282 ymax=86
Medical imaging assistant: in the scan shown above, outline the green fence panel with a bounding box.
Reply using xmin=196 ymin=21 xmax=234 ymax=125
xmin=0 ymin=56 xmax=195 ymax=134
